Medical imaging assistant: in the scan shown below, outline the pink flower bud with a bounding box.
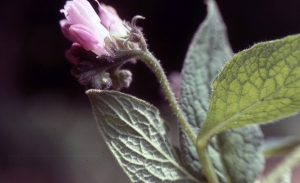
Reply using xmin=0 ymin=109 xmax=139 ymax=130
xmin=99 ymin=4 xmax=128 ymax=36
xmin=60 ymin=0 xmax=112 ymax=56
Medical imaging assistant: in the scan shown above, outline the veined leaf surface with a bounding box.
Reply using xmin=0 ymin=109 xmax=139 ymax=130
xmin=180 ymin=0 xmax=264 ymax=182
xmin=198 ymin=34 xmax=300 ymax=143
xmin=87 ymin=90 xmax=201 ymax=183
xmin=179 ymin=0 xmax=232 ymax=181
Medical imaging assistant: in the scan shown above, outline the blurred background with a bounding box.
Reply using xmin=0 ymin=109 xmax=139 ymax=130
xmin=1 ymin=0 xmax=300 ymax=182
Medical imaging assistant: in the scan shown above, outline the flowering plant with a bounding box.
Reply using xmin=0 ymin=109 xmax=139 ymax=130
xmin=59 ymin=0 xmax=300 ymax=182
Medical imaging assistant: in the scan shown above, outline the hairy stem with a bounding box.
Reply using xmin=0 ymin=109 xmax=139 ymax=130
xmin=197 ymin=140 xmax=220 ymax=183
xmin=136 ymin=50 xmax=196 ymax=144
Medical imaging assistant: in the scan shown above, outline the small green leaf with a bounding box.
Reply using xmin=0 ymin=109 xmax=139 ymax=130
xmin=87 ymin=89 xmax=201 ymax=183
xmin=198 ymin=34 xmax=300 ymax=142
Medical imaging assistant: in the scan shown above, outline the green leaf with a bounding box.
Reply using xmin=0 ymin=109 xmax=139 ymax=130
xmin=179 ymin=0 xmax=231 ymax=180
xmin=198 ymin=34 xmax=300 ymax=142
xmin=87 ymin=89 xmax=201 ymax=183
xmin=217 ymin=125 xmax=264 ymax=183
xmin=180 ymin=0 xmax=264 ymax=182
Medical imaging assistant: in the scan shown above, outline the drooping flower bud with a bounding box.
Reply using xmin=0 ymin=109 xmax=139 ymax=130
xmin=91 ymin=72 xmax=112 ymax=90
xmin=110 ymin=69 xmax=133 ymax=90
xmin=60 ymin=0 xmax=146 ymax=90
xmin=60 ymin=0 xmax=110 ymax=57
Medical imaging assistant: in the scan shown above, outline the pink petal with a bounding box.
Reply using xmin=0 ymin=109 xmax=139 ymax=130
xmin=69 ymin=24 xmax=100 ymax=51
xmin=64 ymin=2 xmax=90 ymax=25
xmin=59 ymin=19 xmax=74 ymax=41
xmin=99 ymin=3 xmax=127 ymax=36
xmin=72 ymin=0 xmax=100 ymax=24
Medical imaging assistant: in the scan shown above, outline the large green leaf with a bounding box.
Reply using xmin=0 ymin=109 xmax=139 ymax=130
xmin=180 ymin=0 xmax=264 ymax=182
xmin=198 ymin=34 xmax=300 ymax=143
xmin=87 ymin=89 xmax=201 ymax=183
xmin=179 ymin=0 xmax=230 ymax=181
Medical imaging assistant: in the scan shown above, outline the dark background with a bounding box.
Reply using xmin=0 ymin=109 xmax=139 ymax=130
xmin=1 ymin=0 xmax=300 ymax=182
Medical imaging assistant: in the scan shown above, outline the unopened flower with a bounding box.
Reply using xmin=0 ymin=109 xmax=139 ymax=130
xmin=110 ymin=69 xmax=132 ymax=90
xmin=60 ymin=0 xmax=110 ymax=56
xmin=60 ymin=0 xmax=145 ymax=90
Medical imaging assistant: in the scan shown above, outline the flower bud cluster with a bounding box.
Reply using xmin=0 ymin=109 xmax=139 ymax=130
xmin=60 ymin=0 xmax=144 ymax=90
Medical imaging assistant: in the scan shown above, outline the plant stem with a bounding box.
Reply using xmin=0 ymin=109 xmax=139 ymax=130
xmin=137 ymin=50 xmax=196 ymax=144
xmin=261 ymin=145 xmax=300 ymax=183
xmin=197 ymin=140 xmax=220 ymax=183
